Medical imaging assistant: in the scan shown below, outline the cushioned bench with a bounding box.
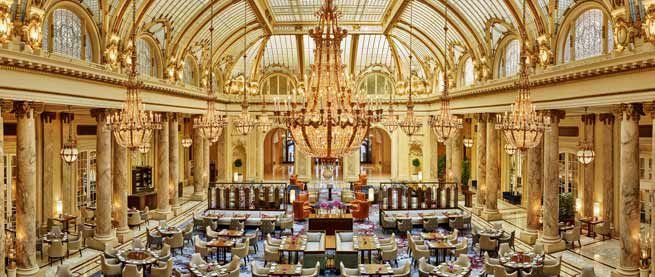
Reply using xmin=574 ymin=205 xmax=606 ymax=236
xmin=204 ymin=210 xmax=287 ymax=227
xmin=381 ymin=209 xmax=461 ymax=225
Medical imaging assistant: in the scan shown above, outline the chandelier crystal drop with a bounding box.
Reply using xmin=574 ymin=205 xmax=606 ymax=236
xmin=463 ymin=137 xmax=473 ymax=148
xmin=429 ymin=0 xmax=462 ymax=142
xmin=274 ymin=0 xmax=382 ymax=163
xmin=138 ymin=142 xmax=151 ymax=154
xmin=496 ymin=0 xmax=550 ymax=152
xmin=576 ymin=107 xmax=595 ymax=165
xmin=193 ymin=2 xmax=228 ymax=144
xmin=504 ymin=143 xmax=518 ymax=155
xmin=107 ymin=0 xmax=161 ymax=151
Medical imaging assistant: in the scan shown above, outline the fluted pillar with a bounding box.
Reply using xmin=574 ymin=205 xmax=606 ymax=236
xmin=14 ymin=102 xmax=38 ymax=276
xmin=523 ymin=140 xmax=543 ymax=243
xmin=204 ymin=138 xmax=210 ymax=187
xmin=538 ymin=110 xmax=566 ymax=253
xmin=482 ymin=114 xmax=501 ymax=221
xmin=581 ymin=114 xmax=595 ymax=218
xmin=153 ymin=115 xmax=171 ymax=220
xmin=0 ymin=104 xmax=4 ymax=274
xmin=169 ymin=114 xmax=180 ymax=213
xmin=191 ymin=125 xmax=205 ymax=200
xmin=90 ymin=108 xmax=116 ymax=250
xmin=451 ymin=127 xmax=463 ymax=185
xmin=474 ymin=114 xmax=487 ymax=215
xmin=597 ymin=114 xmax=614 ymax=223
xmin=613 ymin=103 xmax=642 ymax=277
xmin=112 ymin=134 xmax=131 ymax=242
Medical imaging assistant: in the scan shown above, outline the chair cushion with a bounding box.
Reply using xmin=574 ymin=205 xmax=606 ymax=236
xmin=338 ymin=232 xmax=353 ymax=242
xmin=307 ymin=233 xmax=322 ymax=242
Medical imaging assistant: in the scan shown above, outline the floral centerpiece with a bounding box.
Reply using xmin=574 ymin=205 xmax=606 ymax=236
xmin=316 ymin=200 xmax=345 ymax=215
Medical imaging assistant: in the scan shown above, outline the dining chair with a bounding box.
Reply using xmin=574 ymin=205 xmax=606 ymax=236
xmin=47 ymin=240 xmax=66 ymax=264
xmin=122 ymin=264 xmax=144 ymax=277
xmin=340 ymin=261 xmax=360 ymax=277
xmin=150 ymin=259 xmax=173 ymax=277
xmin=66 ymin=234 xmax=83 ymax=257
xmin=100 ymin=255 xmax=122 ymax=277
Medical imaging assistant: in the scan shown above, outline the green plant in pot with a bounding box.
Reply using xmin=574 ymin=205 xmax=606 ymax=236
xmin=559 ymin=192 xmax=575 ymax=224
xmin=438 ymin=155 xmax=446 ymax=180
xmin=461 ymin=159 xmax=471 ymax=187
xmin=234 ymin=159 xmax=243 ymax=174
xmin=412 ymin=158 xmax=421 ymax=174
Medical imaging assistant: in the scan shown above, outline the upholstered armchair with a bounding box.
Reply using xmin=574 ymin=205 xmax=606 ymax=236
xmin=293 ymin=200 xmax=311 ymax=220
xmin=183 ymin=223 xmax=194 ymax=245
xmin=151 ymin=260 xmax=173 ymax=277
xmin=498 ymin=230 xmax=516 ymax=250
xmin=146 ymin=227 xmax=163 ymax=249
xmin=378 ymin=233 xmax=396 ymax=246
xmin=55 ymin=265 xmax=73 ymax=277
xmin=304 ymin=231 xmax=326 ymax=270
xmin=123 ymin=264 xmax=144 ymax=277
xmin=246 ymin=228 xmax=259 ymax=254
xmin=335 ymin=231 xmax=358 ymax=268
xmin=252 ymin=261 xmax=271 ymax=277
xmin=418 ymin=257 xmax=436 ymax=277
xmin=392 ymin=262 xmax=411 ymax=277
xmin=483 ymin=252 xmax=499 ymax=277
xmin=101 ymin=255 xmax=122 ymax=277
xmin=67 ymin=234 xmax=83 ymax=257
xmin=127 ymin=211 xmax=143 ymax=229
xmin=498 ymin=243 xmax=511 ymax=257
xmin=381 ymin=213 xmax=397 ymax=232
xmin=206 ymin=225 xmax=220 ymax=240
xmin=157 ymin=243 xmax=171 ymax=261
xmin=189 ymin=253 xmax=207 ymax=267
xmin=300 ymin=261 xmax=320 ymax=277
xmin=596 ymin=221 xmax=612 ymax=240
xmin=455 ymin=254 xmax=471 ymax=268
xmin=132 ymin=238 xmax=145 ymax=249
xmin=351 ymin=200 xmax=370 ymax=221
xmin=449 ymin=216 xmax=464 ymax=230
xmin=278 ymin=215 xmax=294 ymax=234
xmin=194 ymin=235 xmax=213 ymax=259
xmin=266 ymin=233 xmax=282 ymax=246
xmin=380 ymin=242 xmax=398 ymax=266
xmin=410 ymin=239 xmax=430 ymax=266
xmin=232 ymin=240 xmax=249 ymax=264
xmin=397 ymin=218 xmax=412 ymax=233
xmin=422 ymin=217 xmax=438 ymax=232
xmin=542 ymin=256 xmax=562 ymax=276
xmin=164 ymin=232 xmax=185 ymax=255
xmin=450 ymin=239 xmax=468 ymax=257
xmin=47 ymin=240 xmax=66 ymax=264
xmin=264 ymin=242 xmax=280 ymax=265
xmin=562 ymin=225 xmax=582 ymax=248
xmin=340 ymin=261 xmax=360 ymax=277
xmin=493 ymin=264 xmax=518 ymax=277
xmin=479 ymin=235 xmax=498 ymax=256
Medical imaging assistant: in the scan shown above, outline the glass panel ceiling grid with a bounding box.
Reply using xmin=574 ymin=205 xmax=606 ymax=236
xmin=391 ymin=37 xmax=426 ymax=79
xmin=354 ymin=35 xmax=394 ymax=75
xmin=142 ymin=0 xmax=208 ymax=39
xmin=230 ymin=37 xmax=265 ymax=78
xmin=196 ymin=2 xmax=257 ymax=57
xmin=400 ymin=1 xmax=465 ymax=56
xmin=267 ymin=0 xmax=390 ymax=22
xmin=262 ymin=35 xmax=299 ymax=73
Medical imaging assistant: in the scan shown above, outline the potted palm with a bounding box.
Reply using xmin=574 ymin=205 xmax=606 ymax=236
xmin=233 ymin=159 xmax=243 ymax=182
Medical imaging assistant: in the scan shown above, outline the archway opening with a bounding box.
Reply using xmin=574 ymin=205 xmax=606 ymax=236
xmin=361 ymin=127 xmax=392 ymax=178
xmin=263 ymin=128 xmax=294 ymax=180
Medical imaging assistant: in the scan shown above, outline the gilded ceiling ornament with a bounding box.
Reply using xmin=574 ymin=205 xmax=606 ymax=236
xmin=478 ymin=56 xmax=491 ymax=81
xmin=167 ymin=57 xmax=178 ymax=82
xmin=104 ymin=34 xmax=120 ymax=70
xmin=0 ymin=0 xmax=13 ymax=44
xmin=536 ymin=35 xmax=553 ymax=68
xmin=643 ymin=3 xmax=655 ymax=45
xmin=122 ymin=40 xmax=134 ymax=68
xmin=22 ymin=7 xmax=44 ymax=51
xmin=612 ymin=15 xmax=635 ymax=53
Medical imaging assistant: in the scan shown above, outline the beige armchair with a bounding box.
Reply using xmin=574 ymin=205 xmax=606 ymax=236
xmin=132 ymin=238 xmax=145 ymax=249
xmin=300 ymin=261 xmax=320 ymax=277
xmin=543 ymin=256 xmax=562 ymax=276
xmin=449 ymin=217 xmax=464 ymax=230
xmin=397 ymin=218 xmax=412 ymax=233
xmin=304 ymin=231 xmax=326 ymax=270
xmin=267 ymin=233 xmax=282 ymax=246
xmin=128 ymin=211 xmax=143 ymax=230
xmin=533 ymin=243 xmax=545 ymax=256
xmin=183 ymin=223 xmax=194 ymax=245
xmin=246 ymin=228 xmax=260 ymax=254
xmin=378 ymin=233 xmax=396 ymax=246
xmin=252 ymin=261 xmax=270 ymax=277
xmin=278 ymin=215 xmax=294 ymax=234
xmin=498 ymin=242 xmax=511 ymax=257
xmin=483 ymin=252 xmax=499 ymax=277
xmin=67 ymin=234 xmax=82 ymax=257
xmin=164 ymin=232 xmax=185 ymax=255
xmin=493 ymin=264 xmax=517 ymax=277
xmin=596 ymin=221 xmax=612 ymax=240
xmin=340 ymin=261 xmax=360 ymax=277
xmin=261 ymin=219 xmax=276 ymax=237
xmin=450 ymin=239 xmax=468 ymax=257
xmin=206 ymin=226 xmax=220 ymax=240
xmin=562 ymin=225 xmax=582 ymax=248
xmin=232 ymin=239 xmax=250 ymax=264
xmin=418 ymin=257 xmax=436 ymax=277
xmin=407 ymin=231 xmax=424 ymax=257
xmin=392 ymin=261 xmax=410 ymax=277
xmin=455 ymin=254 xmax=471 ymax=268
xmin=47 ymin=240 xmax=66 ymax=264
xmin=146 ymin=227 xmax=163 ymax=249
xmin=446 ymin=229 xmax=459 ymax=243
xmin=101 ymin=255 xmax=122 ymax=277
xmin=151 ymin=259 xmax=173 ymax=277
xmin=479 ymin=235 xmax=498 ymax=256
xmin=264 ymin=241 xmax=280 ymax=265
xmin=157 ymin=243 xmax=171 ymax=261
xmin=122 ymin=264 xmax=144 ymax=277
xmin=55 ymin=264 xmax=73 ymax=277
xmin=422 ymin=217 xmax=438 ymax=232
xmin=381 ymin=214 xmax=397 ymax=233
xmin=380 ymin=242 xmax=398 ymax=266
xmin=189 ymin=253 xmax=207 ymax=267
xmin=410 ymin=238 xmax=430 ymax=266
xmin=194 ymin=235 xmax=213 ymax=259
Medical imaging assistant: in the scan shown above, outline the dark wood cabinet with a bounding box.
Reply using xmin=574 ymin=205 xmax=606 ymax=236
xmin=308 ymin=214 xmax=353 ymax=235
xmin=128 ymin=192 xmax=157 ymax=210
xmin=132 ymin=166 xmax=153 ymax=193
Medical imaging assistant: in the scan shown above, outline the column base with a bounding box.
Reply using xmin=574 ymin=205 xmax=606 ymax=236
xmin=190 ymin=192 xmax=206 ymax=201
xmin=536 ymin=237 xmax=566 ymax=253
xmin=16 ymin=266 xmax=40 ymax=277
xmin=88 ymin=233 xmax=117 ymax=251
xmin=518 ymin=229 xmax=539 ymax=245
xmin=116 ymin=227 xmax=133 ymax=243
xmin=151 ymin=209 xmax=173 ymax=220
xmin=611 ymin=265 xmax=640 ymax=277
xmin=481 ymin=209 xmax=502 ymax=221
xmin=172 ymin=205 xmax=181 ymax=216
xmin=471 ymin=206 xmax=483 ymax=216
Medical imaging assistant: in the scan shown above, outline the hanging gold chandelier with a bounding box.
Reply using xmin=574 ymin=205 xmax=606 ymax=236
xmin=576 ymin=107 xmax=595 ymax=165
xmin=496 ymin=0 xmax=550 ymax=152
xmin=397 ymin=1 xmax=422 ymax=137
xmin=257 ymin=92 xmax=272 ymax=133
xmin=60 ymin=109 xmax=78 ymax=164
xmin=382 ymin=84 xmax=399 ymax=133
xmin=429 ymin=0 xmax=462 ymax=142
xmin=194 ymin=2 xmax=227 ymax=144
xmin=274 ymin=0 xmax=382 ymax=163
xmin=108 ymin=0 xmax=161 ymax=151
xmin=231 ymin=0 xmax=258 ymax=136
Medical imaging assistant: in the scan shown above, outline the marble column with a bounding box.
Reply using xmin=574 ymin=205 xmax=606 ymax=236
xmin=90 ymin=108 xmax=116 ymax=250
xmin=597 ymin=114 xmax=614 ymax=223
xmin=524 ymin=140 xmax=543 ymax=243
xmin=613 ymin=103 xmax=642 ymax=277
xmin=14 ymin=102 xmax=38 ymax=276
xmin=446 ymin=137 xmax=453 ymax=181
xmin=169 ymin=114 xmax=180 ymax=213
xmin=0 ymin=104 xmax=4 ymax=274
xmin=538 ymin=110 xmax=566 ymax=253
xmin=581 ymin=114 xmax=595 ymax=218
xmin=112 ymin=135 xmax=131 ymax=242
xmin=61 ymin=113 xmax=75 ymax=215
xmin=474 ymin=114 xmax=487 ymax=215
xmin=451 ymin=127 xmax=463 ymax=185
xmin=153 ymin=115 xmax=171 ymax=220
xmin=41 ymin=112 xmax=58 ymax=225
xmin=203 ymin=138 xmax=210 ymax=188
xmin=191 ymin=125 xmax=205 ymax=200
xmin=482 ymin=114 xmax=501 ymax=221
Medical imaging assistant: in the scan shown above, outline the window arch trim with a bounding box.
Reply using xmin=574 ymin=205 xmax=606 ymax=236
xmin=555 ymin=2 xmax=613 ymax=64
xmin=43 ymin=1 xmax=101 ymax=63
xmin=135 ymin=33 xmax=164 ymax=79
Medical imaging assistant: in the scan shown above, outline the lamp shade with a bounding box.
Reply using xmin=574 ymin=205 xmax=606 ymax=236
xmin=576 ymin=147 xmax=595 ymax=165
xmin=463 ymin=138 xmax=473 ymax=148
xmin=181 ymin=137 xmax=192 ymax=148
xmin=60 ymin=142 xmax=79 ymax=163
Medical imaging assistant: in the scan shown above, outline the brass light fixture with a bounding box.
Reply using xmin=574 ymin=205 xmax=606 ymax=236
xmin=504 ymin=143 xmax=517 ymax=155
xmin=193 ymin=1 xmax=227 ymax=144
xmin=496 ymin=0 xmax=550 ymax=152
xmin=107 ymin=0 xmax=161 ymax=151
xmin=0 ymin=0 xmax=13 ymax=44
xmin=429 ymin=0 xmax=462 ymax=142
xmin=23 ymin=7 xmax=44 ymax=50
xmin=181 ymin=118 xmax=192 ymax=148
xmin=257 ymin=91 xmax=272 ymax=133
xmin=60 ymin=108 xmax=79 ymax=163
xmin=231 ymin=0 xmax=257 ymax=136
xmin=274 ymin=0 xmax=381 ymax=165
xmin=398 ymin=0 xmax=423 ymax=137
xmin=463 ymin=138 xmax=473 ymax=148
xmin=576 ymin=107 xmax=595 ymax=165
xmin=382 ymin=84 xmax=399 ymax=133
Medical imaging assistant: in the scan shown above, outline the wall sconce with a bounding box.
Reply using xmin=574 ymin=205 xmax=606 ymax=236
xmin=289 ymin=189 xmax=296 ymax=204
xmin=56 ymin=200 xmax=63 ymax=217
xmin=368 ymin=188 xmax=374 ymax=202
xmin=575 ymin=198 xmax=582 ymax=212
xmin=593 ymin=202 xmax=601 ymax=219
xmin=23 ymin=7 xmax=44 ymax=50
xmin=0 ymin=0 xmax=13 ymax=44
xmin=463 ymin=138 xmax=473 ymax=148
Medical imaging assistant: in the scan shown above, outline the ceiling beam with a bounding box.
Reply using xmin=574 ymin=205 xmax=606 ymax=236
xmin=388 ymin=34 xmax=431 ymax=80
xmin=247 ymin=0 xmax=273 ymax=35
xmin=385 ymin=34 xmax=404 ymax=80
xmin=349 ymin=34 xmax=360 ymax=76
xmin=382 ymin=0 xmax=410 ymax=34
xmin=250 ymin=36 xmax=270 ymax=79
xmin=296 ymin=34 xmax=305 ymax=76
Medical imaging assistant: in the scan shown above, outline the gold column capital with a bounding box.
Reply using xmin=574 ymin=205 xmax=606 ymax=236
xmin=581 ymin=113 xmax=595 ymax=125
xmin=544 ymin=109 xmax=565 ymax=123
xmin=619 ymin=103 xmax=644 ymax=121
xmin=90 ymin=108 xmax=110 ymax=122
xmin=598 ymin=113 xmax=615 ymax=125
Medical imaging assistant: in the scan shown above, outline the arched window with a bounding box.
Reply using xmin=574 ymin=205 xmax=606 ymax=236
xmin=359 ymin=73 xmax=393 ymax=95
xmin=360 ymin=137 xmax=372 ymax=164
xmin=262 ymin=74 xmax=295 ymax=95
xmin=46 ymin=9 xmax=92 ymax=61
xmin=463 ymin=58 xmax=474 ymax=86
xmin=575 ymin=9 xmax=603 ymax=60
xmin=282 ymin=131 xmax=295 ymax=163
xmin=563 ymin=36 xmax=571 ymax=63
xmin=504 ymin=40 xmax=520 ymax=77
xmin=136 ymin=38 xmax=154 ymax=77
xmin=183 ymin=56 xmax=197 ymax=86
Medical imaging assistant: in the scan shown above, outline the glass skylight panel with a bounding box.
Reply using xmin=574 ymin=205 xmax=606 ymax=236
xmin=263 ymin=35 xmax=298 ymax=73
xmin=355 ymin=35 xmax=393 ymax=74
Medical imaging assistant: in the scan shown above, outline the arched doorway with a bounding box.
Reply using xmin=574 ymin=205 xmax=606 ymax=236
xmin=263 ymin=128 xmax=294 ymax=180
xmin=232 ymin=145 xmax=247 ymax=181
xmin=361 ymin=127 xmax=392 ymax=177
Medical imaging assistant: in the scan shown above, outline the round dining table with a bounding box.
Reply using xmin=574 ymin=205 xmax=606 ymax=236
xmin=499 ymin=251 xmax=544 ymax=276
xmin=431 ymin=263 xmax=471 ymax=277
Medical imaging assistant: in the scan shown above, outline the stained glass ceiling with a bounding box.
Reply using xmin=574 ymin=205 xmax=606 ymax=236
xmin=105 ymin=0 xmax=550 ymax=80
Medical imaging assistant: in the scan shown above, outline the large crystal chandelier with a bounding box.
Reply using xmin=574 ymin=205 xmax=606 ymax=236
xmin=257 ymin=92 xmax=272 ymax=133
xmin=107 ymin=0 xmax=161 ymax=151
xmin=397 ymin=1 xmax=422 ymax=137
xmin=576 ymin=107 xmax=595 ymax=164
xmin=231 ymin=1 xmax=257 ymax=136
xmin=274 ymin=0 xmax=382 ymax=164
xmin=496 ymin=0 xmax=550 ymax=152
xmin=194 ymin=2 xmax=227 ymax=144
xmin=429 ymin=0 xmax=462 ymax=142
xmin=382 ymin=84 xmax=399 ymax=133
